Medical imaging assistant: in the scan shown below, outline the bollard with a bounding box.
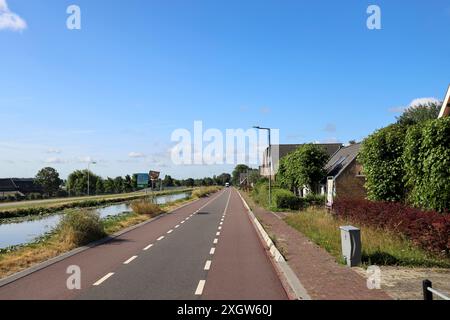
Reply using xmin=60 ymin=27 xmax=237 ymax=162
xmin=423 ymin=280 xmax=433 ymax=301
xmin=339 ymin=226 xmax=361 ymax=267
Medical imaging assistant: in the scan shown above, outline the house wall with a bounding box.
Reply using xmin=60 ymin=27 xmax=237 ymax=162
xmin=335 ymin=159 xmax=367 ymax=199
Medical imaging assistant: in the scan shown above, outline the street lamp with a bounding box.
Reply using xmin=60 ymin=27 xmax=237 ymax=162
xmin=253 ymin=126 xmax=272 ymax=207
xmin=87 ymin=160 xmax=97 ymax=196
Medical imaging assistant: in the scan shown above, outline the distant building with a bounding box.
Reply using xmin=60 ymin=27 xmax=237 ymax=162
xmin=438 ymin=85 xmax=450 ymax=118
xmin=322 ymin=143 xmax=366 ymax=201
xmin=0 ymin=178 xmax=43 ymax=199
xmin=259 ymin=143 xmax=342 ymax=179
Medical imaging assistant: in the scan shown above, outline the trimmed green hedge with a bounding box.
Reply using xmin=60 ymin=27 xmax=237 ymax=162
xmin=272 ymin=189 xmax=301 ymax=210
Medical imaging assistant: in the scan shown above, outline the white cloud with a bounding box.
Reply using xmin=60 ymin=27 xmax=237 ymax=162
xmin=389 ymin=97 xmax=441 ymax=113
xmin=128 ymin=152 xmax=146 ymax=158
xmin=45 ymin=157 xmax=66 ymax=164
xmin=0 ymin=0 xmax=27 ymax=32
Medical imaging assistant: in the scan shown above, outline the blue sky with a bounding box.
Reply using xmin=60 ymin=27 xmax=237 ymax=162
xmin=1 ymin=0 xmax=449 ymax=179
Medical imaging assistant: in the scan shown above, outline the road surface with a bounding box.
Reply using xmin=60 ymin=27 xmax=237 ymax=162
xmin=0 ymin=188 xmax=288 ymax=300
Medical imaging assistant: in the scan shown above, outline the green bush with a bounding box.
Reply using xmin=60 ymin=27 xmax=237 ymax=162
xmin=359 ymin=124 xmax=407 ymax=202
xmin=305 ymin=193 xmax=326 ymax=206
xmin=58 ymin=210 xmax=106 ymax=246
xmin=272 ymin=189 xmax=301 ymax=210
xmin=403 ymin=118 xmax=450 ymax=212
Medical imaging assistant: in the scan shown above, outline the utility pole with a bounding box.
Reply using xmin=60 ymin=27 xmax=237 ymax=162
xmin=253 ymin=126 xmax=272 ymax=206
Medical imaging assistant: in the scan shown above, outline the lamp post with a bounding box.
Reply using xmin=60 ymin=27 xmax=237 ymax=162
xmin=253 ymin=126 xmax=272 ymax=207
xmin=87 ymin=160 xmax=97 ymax=196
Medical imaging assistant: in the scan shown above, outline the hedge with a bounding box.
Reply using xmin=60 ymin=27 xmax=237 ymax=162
xmin=333 ymin=198 xmax=449 ymax=257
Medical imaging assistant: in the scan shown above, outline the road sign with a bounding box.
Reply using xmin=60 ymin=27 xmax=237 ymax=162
xmin=136 ymin=173 xmax=149 ymax=188
xmin=149 ymin=170 xmax=160 ymax=181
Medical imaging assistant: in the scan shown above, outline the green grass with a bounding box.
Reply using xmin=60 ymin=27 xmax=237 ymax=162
xmin=284 ymin=208 xmax=450 ymax=268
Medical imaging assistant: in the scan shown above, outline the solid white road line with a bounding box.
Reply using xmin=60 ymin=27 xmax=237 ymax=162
xmin=143 ymin=244 xmax=154 ymax=251
xmin=204 ymin=260 xmax=212 ymax=270
xmin=157 ymin=236 xmax=165 ymax=241
xmin=93 ymin=273 xmax=114 ymax=286
xmin=213 ymin=238 xmax=218 ymax=244
xmin=210 ymin=248 xmax=215 ymax=255
xmin=167 ymin=229 xmax=173 ymax=234
xmin=195 ymin=280 xmax=206 ymax=295
xmin=124 ymin=256 xmax=138 ymax=264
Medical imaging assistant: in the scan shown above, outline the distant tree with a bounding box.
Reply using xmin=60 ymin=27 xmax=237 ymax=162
xmin=162 ymin=175 xmax=174 ymax=188
xmin=35 ymin=167 xmax=62 ymax=197
xmin=277 ymin=144 xmax=329 ymax=194
xmin=215 ymin=173 xmax=231 ymax=185
xmin=396 ymin=102 xmax=441 ymax=126
xmin=67 ymin=170 xmax=100 ymax=196
xmin=95 ymin=178 xmax=104 ymax=195
xmin=124 ymin=175 xmax=133 ymax=193
xmin=131 ymin=174 xmax=138 ymax=191
xmin=104 ymin=178 xmax=115 ymax=194
xmin=204 ymin=177 xmax=214 ymax=186
xmin=185 ymin=178 xmax=195 ymax=187
xmin=114 ymin=177 xmax=125 ymax=193
xmin=232 ymin=164 xmax=250 ymax=185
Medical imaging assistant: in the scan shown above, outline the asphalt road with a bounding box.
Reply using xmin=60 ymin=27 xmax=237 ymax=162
xmin=0 ymin=188 xmax=288 ymax=300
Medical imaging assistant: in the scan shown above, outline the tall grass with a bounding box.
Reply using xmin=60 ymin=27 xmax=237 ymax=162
xmin=57 ymin=210 xmax=106 ymax=247
xmin=192 ymin=186 xmax=221 ymax=198
xmin=285 ymin=209 xmax=450 ymax=268
xmin=130 ymin=200 xmax=163 ymax=216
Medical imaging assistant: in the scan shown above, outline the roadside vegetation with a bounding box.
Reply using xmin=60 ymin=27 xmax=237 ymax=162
xmin=192 ymin=186 xmax=222 ymax=198
xmin=0 ymin=187 xmax=221 ymax=279
xmin=285 ymin=209 xmax=450 ymax=268
xmin=0 ymin=188 xmax=192 ymax=219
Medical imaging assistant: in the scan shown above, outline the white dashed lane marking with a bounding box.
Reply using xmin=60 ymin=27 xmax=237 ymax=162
xmin=213 ymin=238 xmax=218 ymax=244
xmin=210 ymin=248 xmax=215 ymax=255
xmin=167 ymin=229 xmax=173 ymax=234
xmin=195 ymin=280 xmax=206 ymax=295
xmin=123 ymin=256 xmax=138 ymax=264
xmin=143 ymin=244 xmax=153 ymax=251
xmin=175 ymin=225 xmax=180 ymax=228
xmin=216 ymin=232 xmax=220 ymax=236
xmin=204 ymin=260 xmax=212 ymax=271
xmin=93 ymin=273 xmax=114 ymax=286
xmin=157 ymin=236 xmax=165 ymax=241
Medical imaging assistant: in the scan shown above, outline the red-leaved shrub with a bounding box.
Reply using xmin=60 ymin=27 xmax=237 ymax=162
xmin=332 ymin=199 xmax=450 ymax=257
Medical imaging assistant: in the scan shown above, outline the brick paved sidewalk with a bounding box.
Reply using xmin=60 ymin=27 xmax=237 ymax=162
xmin=241 ymin=193 xmax=391 ymax=300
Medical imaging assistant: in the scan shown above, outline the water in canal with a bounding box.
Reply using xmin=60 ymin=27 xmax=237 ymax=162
xmin=0 ymin=192 xmax=190 ymax=250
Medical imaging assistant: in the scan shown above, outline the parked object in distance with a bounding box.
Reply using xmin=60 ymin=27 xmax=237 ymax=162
xmin=225 ymin=183 xmax=230 ymax=188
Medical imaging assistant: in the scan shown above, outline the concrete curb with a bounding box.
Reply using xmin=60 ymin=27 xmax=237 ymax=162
xmin=236 ymin=190 xmax=311 ymax=301
xmin=0 ymin=195 xmax=208 ymax=288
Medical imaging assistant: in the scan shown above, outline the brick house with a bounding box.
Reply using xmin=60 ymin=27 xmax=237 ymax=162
xmin=259 ymin=143 xmax=342 ymax=180
xmin=323 ymin=143 xmax=366 ymax=203
xmin=438 ymin=85 xmax=450 ymax=118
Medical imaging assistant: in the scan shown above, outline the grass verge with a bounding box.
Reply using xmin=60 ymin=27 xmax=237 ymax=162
xmin=284 ymin=208 xmax=450 ymax=268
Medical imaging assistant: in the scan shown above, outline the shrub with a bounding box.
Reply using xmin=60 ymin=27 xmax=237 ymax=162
xmin=130 ymin=200 xmax=163 ymax=217
xmin=58 ymin=210 xmax=106 ymax=246
xmin=403 ymin=118 xmax=450 ymax=212
xmin=305 ymin=193 xmax=326 ymax=206
xmin=358 ymin=124 xmax=407 ymax=202
xmin=272 ymin=189 xmax=301 ymax=210
xmin=333 ymin=198 xmax=450 ymax=257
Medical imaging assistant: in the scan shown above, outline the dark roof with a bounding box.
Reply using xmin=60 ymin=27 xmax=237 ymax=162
xmin=325 ymin=143 xmax=361 ymax=178
xmin=274 ymin=143 xmax=342 ymax=159
xmin=0 ymin=178 xmax=42 ymax=193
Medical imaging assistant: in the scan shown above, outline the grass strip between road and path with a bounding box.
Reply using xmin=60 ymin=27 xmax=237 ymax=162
xmin=0 ymin=187 xmax=221 ymax=280
xmin=0 ymin=188 xmax=193 ymax=220
xmin=243 ymin=190 xmax=450 ymax=269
